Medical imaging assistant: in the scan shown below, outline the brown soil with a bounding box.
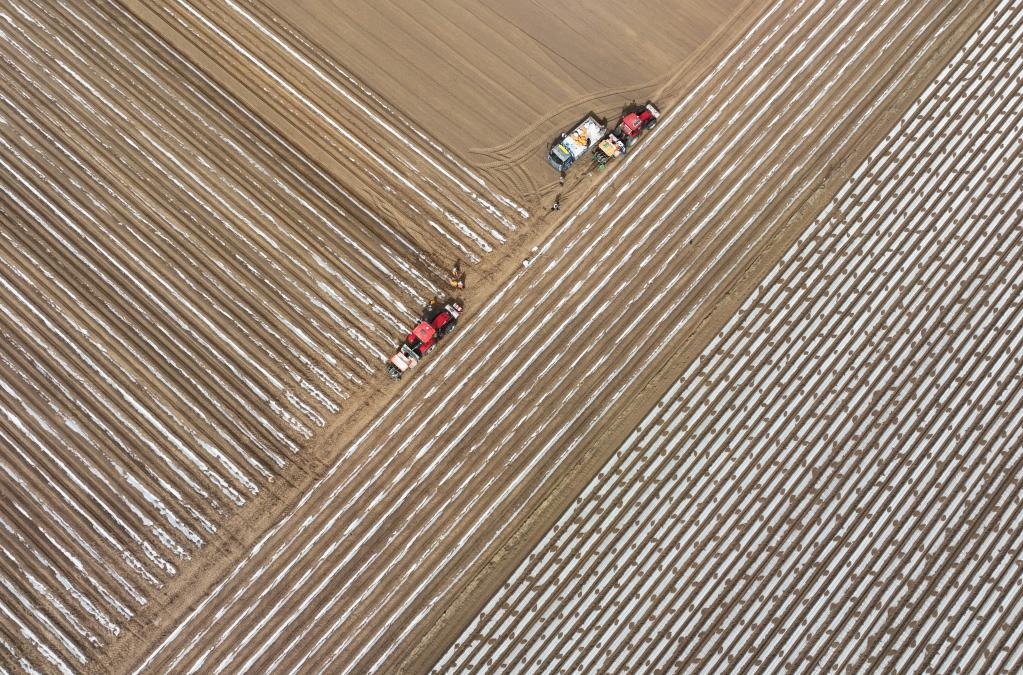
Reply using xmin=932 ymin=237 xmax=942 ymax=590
xmin=271 ymin=0 xmax=735 ymax=149
xmin=0 ymin=0 xmax=1002 ymax=673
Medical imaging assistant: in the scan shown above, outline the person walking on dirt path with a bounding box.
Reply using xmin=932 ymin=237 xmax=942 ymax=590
xmin=559 ymin=171 xmax=566 ymax=186
xmin=551 ymin=194 xmax=561 ymax=212
xmin=448 ymin=259 xmax=466 ymax=289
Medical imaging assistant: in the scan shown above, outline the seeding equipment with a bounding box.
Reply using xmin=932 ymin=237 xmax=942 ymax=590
xmin=386 ymin=298 xmax=463 ymax=380
xmin=593 ymin=103 xmax=660 ymax=169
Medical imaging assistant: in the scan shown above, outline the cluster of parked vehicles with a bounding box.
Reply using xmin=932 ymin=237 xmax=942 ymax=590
xmin=386 ymin=102 xmax=662 ymax=381
xmin=547 ymin=102 xmax=660 ymax=173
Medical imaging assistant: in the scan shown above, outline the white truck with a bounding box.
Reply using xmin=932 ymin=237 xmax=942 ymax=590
xmin=548 ymin=115 xmax=607 ymax=172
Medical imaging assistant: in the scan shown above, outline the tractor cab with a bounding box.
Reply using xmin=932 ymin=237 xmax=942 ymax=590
xmin=386 ymin=298 xmax=464 ymax=379
xmin=619 ymin=112 xmax=646 ymax=138
xmin=617 ymin=103 xmax=660 ymax=143
xmin=549 ymin=143 xmax=574 ymax=171
xmin=410 ymin=321 xmax=437 ymax=350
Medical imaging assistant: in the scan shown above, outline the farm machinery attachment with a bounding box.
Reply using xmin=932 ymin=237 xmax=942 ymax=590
xmin=386 ymin=297 xmax=463 ymax=380
xmin=593 ymin=102 xmax=660 ymax=169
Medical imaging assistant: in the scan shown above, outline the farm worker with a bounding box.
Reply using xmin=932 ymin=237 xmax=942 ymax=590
xmin=448 ymin=259 xmax=466 ymax=289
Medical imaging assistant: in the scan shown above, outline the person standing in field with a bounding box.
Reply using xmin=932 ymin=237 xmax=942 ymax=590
xmin=448 ymin=259 xmax=466 ymax=289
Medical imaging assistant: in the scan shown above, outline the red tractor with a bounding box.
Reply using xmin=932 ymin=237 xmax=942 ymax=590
xmin=593 ymin=102 xmax=660 ymax=168
xmin=618 ymin=103 xmax=661 ymax=141
xmin=386 ymin=298 xmax=463 ymax=379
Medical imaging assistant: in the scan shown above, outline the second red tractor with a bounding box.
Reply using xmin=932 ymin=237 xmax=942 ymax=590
xmin=593 ymin=102 xmax=661 ymax=169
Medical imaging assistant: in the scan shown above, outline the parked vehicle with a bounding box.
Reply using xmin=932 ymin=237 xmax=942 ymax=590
xmin=548 ymin=115 xmax=607 ymax=172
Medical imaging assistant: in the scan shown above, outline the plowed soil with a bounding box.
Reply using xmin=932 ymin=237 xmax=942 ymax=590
xmin=265 ymin=0 xmax=735 ymax=200
xmin=0 ymin=0 xmax=1011 ymax=673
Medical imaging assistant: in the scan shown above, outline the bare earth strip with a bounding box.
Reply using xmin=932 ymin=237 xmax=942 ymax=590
xmin=109 ymin=1 xmax=994 ymax=673
xmin=264 ymin=0 xmax=735 ymax=201
xmin=268 ymin=0 xmax=734 ymax=153
xmin=437 ymin=0 xmax=1023 ymax=671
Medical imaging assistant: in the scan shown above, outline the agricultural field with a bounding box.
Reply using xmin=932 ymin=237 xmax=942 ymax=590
xmin=1 ymin=0 xmax=522 ymax=667
xmin=439 ymin=1 xmax=1023 ymax=670
xmin=119 ymin=0 xmax=735 ymax=209
xmin=0 ymin=0 xmax=1019 ymax=673
xmin=262 ymin=0 xmax=734 ymax=198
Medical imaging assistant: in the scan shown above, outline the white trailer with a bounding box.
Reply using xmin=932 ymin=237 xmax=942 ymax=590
xmin=548 ymin=115 xmax=606 ymax=172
